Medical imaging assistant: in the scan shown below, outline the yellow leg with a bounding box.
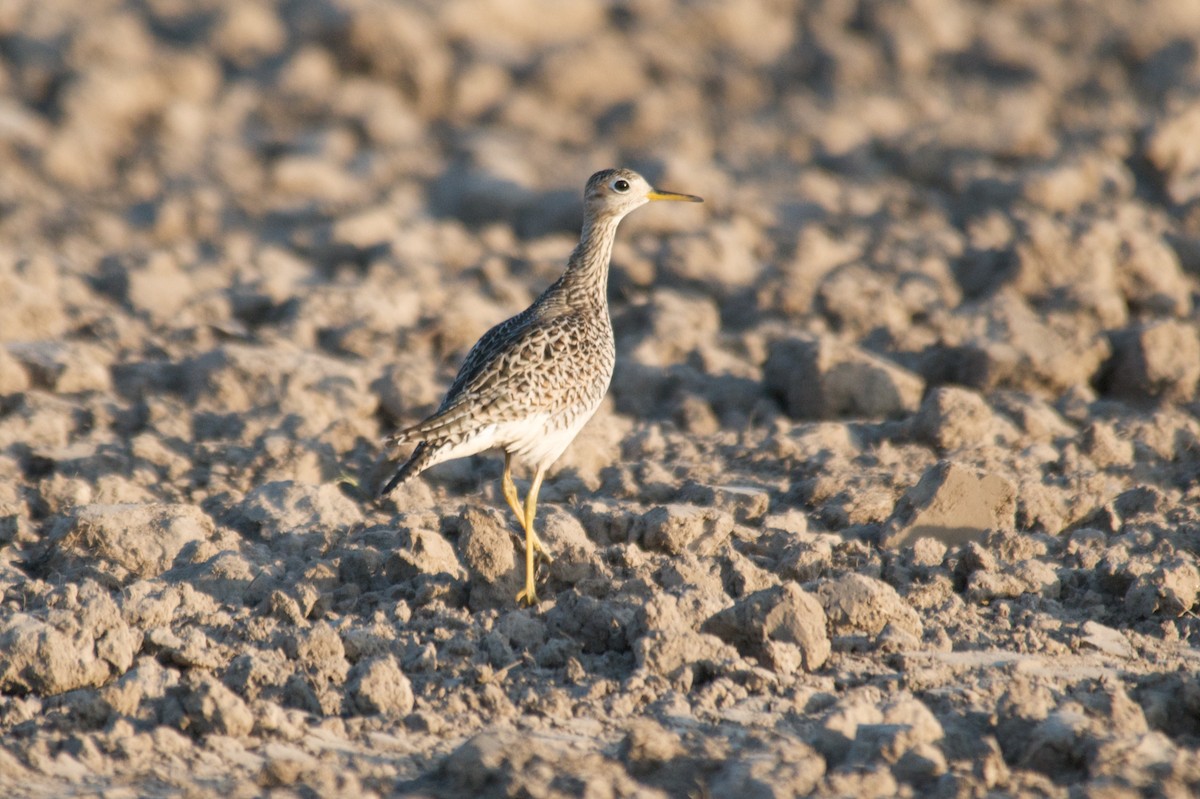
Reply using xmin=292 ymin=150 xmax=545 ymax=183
xmin=501 ymin=454 xmax=552 ymax=563
xmin=501 ymin=453 xmax=524 ymax=525
xmin=515 ymin=466 xmax=547 ymax=606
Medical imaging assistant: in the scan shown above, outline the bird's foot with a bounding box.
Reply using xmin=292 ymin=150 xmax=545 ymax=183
xmin=516 ymin=582 xmax=540 ymax=607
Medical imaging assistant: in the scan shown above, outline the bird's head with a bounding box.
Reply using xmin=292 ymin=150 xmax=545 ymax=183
xmin=583 ymin=168 xmax=702 ymax=220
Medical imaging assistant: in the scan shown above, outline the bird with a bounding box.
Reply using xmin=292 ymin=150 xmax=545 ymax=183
xmin=379 ymin=167 xmax=703 ymax=606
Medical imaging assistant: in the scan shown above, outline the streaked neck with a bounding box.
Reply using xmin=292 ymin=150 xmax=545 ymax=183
xmin=560 ymin=213 xmax=621 ymax=306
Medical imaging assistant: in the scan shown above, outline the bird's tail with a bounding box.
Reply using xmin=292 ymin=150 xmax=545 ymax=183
xmin=378 ymin=441 xmax=434 ymax=498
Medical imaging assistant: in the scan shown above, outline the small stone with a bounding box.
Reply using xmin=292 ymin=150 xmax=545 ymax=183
xmin=347 ymin=656 xmax=414 ymax=716
xmin=457 ymin=508 xmax=517 ymax=582
xmin=817 ymin=573 xmax=923 ymax=639
xmin=912 ymin=387 xmax=994 ymax=451
xmin=1104 ymin=320 xmax=1200 ymax=403
xmin=171 ymin=674 xmax=254 ymax=737
xmin=881 ymin=461 xmax=1016 ymax=549
xmin=1079 ymin=621 xmax=1134 ymax=659
xmin=621 ymin=719 xmax=684 ymax=775
xmin=966 ymin=559 xmax=1061 ymax=602
xmin=228 ymin=481 xmax=364 ymax=543
xmin=0 ymin=589 xmax=138 ymax=696
xmin=844 ymin=695 xmax=945 ymax=768
xmin=764 ymin=335 xmax=924 ymax=420
xmin=1144 ymin=101 xmax=1200 ymax=204
xmin=456 ymin=508 xmax=519 ymax=609
xmin=49 ymin=503 xmax=212 ymax=580
xmin=678 ymin=483 xmax=770 ymax=524
xmin=634 ymin=504 xmax=733 ymax=556
xmin=1125 ymin=557 xmax=1200 ymax=618
xmin=702 ymin=583 xmax=830 ymax=673
xmin=1080 ymin=421 xmax=1134 ymax=468
xmin=709 ymin=740 xmax=826 ymax=799
xmin=624 ymin=289 xmax=721 ymax=367
xmin=385 ymin=528 xmax=465 ymax=582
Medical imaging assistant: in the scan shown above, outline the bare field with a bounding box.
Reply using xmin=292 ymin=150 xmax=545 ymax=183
xmin=2 ymin=1 xmax=1200 ymax=797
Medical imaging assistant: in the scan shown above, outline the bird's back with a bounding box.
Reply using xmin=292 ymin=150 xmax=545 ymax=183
xmin=391 ymin=284 xmax=613 ymax=447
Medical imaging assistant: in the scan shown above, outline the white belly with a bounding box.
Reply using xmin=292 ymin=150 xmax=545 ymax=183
xmin=416 ymin=405 xmax=600 ymax=475
xmin=508 ymin=405 xmax=599 ymax=470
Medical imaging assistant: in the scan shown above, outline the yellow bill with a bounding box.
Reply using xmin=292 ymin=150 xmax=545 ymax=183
xmin=647 ymin=189 xmax=704 ymax=203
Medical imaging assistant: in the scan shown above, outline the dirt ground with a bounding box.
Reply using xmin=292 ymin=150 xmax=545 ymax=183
xmin=2 ymin=0 xmax=1200 ymax=796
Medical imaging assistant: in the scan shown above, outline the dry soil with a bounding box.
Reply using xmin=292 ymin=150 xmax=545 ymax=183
xmin=2 ymin=1 xmax=1200 ymax=797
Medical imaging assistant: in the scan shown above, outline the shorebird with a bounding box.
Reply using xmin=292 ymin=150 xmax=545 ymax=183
xmin=379 ymin=168 xmax=702 ymax=605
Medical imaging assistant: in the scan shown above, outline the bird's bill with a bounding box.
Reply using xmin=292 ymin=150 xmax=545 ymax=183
xmin=647 ymin=189 xmax=703 ymax=203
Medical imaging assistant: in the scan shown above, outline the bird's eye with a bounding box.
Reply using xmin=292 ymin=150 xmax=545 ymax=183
xmin=612 ymin=179 xmax=630 ymax=193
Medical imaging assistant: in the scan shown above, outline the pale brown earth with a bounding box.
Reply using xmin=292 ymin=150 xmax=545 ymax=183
xmin=2 ymin=1 xmax=1200 ymax=797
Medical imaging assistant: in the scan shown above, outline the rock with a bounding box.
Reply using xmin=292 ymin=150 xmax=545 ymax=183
xmin=184 ymin=346 xmax=376 ymax=436
xmin=430 ymin=161 xmax=536 ymax=229
xmin=1079 ymin=621 xmax=1134 ymax=659
xmin=546 ymin=593 xmax=638 ymax=655
xmin=632 ymin=588 xmax=739 ymax=681
xmin=385 ymin=528 xmax=465 ymax=582
xmin=813 ymin=688 xmax=887 ymax=763
xmin=1144 ymin=101 xmax=1200 ymax=204
xmin=620 ymin=719 xmax=684 ymax=776
xmin=168 ymin=674 xmax=254 ymax=737
xmin=912 ymin=387 xmax=994 ymax=451
xmin=709 ymin=739 xmax=826 ymax=799
xmin=764 ymin=335 xmax=925 ymax=420
xmin=634 ymin=504 xmax=734 ymax=556
xmin=702 ymin=584 xmax=831 ymax=673
xmin=1080 ymin=421 xmax=1135 ymax=468
xmin=0 ymin=347 xmax=31 ymax=393
xmin=261 ymin=741 xmax=319 ymax=787
xmin=1021 ymin=154 xmax=1131 ymax=213
xmin=228 ymin=481 xmax=364 ymax=547
xmin=634 ymin=627 xmax=739 ymax=682
xmin=535 ymin=505 xmax=600 ymax=585
xmin=678 ymin=483 xmax=770 ymax=524
xmin=456 ymin=508 xmax=520 ymax=609
xmin=438 ymin=730 xmax=526 ymax=793
xmin=5 ymin=341 xmax=112 ymax=394
xmin=1124 ymin=557 xmax=1200 ymax=618
xmin=845 ymin=695 xmax=946 ymax=776
xmin=991 ymin=391 xmax=1075 ymax=441
xmin=213 ymin=3 xmax=286 ymax=67
xmin=817 ymin=573 xmax=923 ymax=639
xmin=48 ymin=503 xmax=212 ymax=580
xmin=881 ymin=461 xmax=1016 ymax=548
xmin=776 ymin=537 xmax=834 ymax=582
xmin=1104 ymin=320 xmax=1200 ymax=403
xmin=0 ymin=256 xmax=69 ymax=341
xmin=0 ymin=582 xmax=140 ymax=696
xmin=927 ymin=292 xmax=1110 ymax=393
xmin=125 ymin=252 xmax=195 ymax=324
xmin=1110 ymin=213 xmax=1192 ymax=317
xmin=330 ymin=205 xmax=398 ymax=254
xmin=100 ymin=657 xmax=177 ymax=718
xmin=966 ymin=560 xmax=1061 ymax=602
xmin=347 ymin=656 xmax=414 ymax=716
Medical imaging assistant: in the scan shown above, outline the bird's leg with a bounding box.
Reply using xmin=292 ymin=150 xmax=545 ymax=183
xmin=515 ymin=466 xmax=547 ymax=606
xmin=501 ymin=453 xmax=552 ymax=563
xmin=500 ymin=453 xmax=525 ymax=528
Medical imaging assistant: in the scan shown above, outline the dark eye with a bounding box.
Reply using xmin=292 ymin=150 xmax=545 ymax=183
xmin=612 ymin=179 xmax=630 ymax=193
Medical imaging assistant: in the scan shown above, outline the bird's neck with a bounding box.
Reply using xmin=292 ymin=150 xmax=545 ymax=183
xmin=557 ymin=214 xmax=621 ymax=307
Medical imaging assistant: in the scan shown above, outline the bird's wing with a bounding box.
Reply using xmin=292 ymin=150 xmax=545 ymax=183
xmin=387 ymin=311 xmax=576 ymax=445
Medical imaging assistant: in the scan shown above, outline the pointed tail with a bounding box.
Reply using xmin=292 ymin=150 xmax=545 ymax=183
xmin=378 ymin=441 xmax=434 ymax=498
